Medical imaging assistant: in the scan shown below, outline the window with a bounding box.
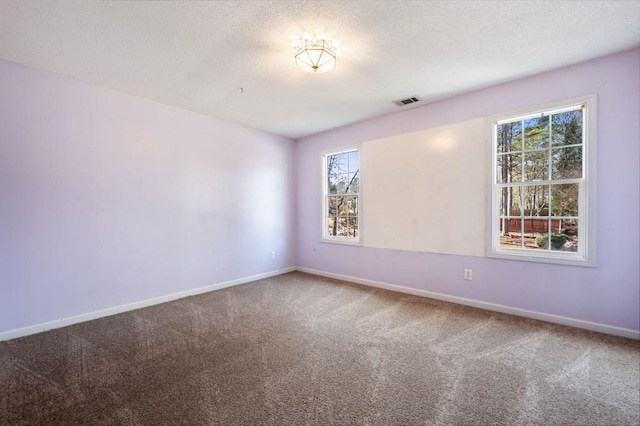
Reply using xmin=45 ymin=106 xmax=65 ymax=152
xmin=489 ymin=96 xmax=596 ymax=266
xmin=322 ymin=148 xmax=360 ymax=244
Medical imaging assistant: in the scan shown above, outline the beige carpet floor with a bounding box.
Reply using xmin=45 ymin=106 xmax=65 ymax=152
xmin=1 ymin=272 xmax=639 ymax=425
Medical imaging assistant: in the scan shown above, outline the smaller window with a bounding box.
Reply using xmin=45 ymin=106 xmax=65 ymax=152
xmin=322 ymin=148 xmax=360 ymax=244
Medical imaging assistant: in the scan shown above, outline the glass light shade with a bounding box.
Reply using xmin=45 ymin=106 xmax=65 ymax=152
xmin=295 ymin=36 xmax=336 ymax=73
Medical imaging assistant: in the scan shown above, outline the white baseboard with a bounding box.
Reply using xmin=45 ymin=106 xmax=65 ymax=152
xmin=4 ymin=266 xmax=637 ymax=342
xmin=0 ymin=267 xmax=296 ymax=342
xmin=296 ymin=267 xmax=640 ymax=340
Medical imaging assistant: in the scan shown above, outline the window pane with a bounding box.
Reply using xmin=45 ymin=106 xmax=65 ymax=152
xmin=522 ymin=185 xmax=549 ymax=217
xmin=497 ymin=153 xmax=522 ymax=183
xmin=335 ymin=195 xmax=356 ymax=217
xmin=327 ymin=196 xmax=339 ymax=216
xmin=328 ymin=173 xmax=340 ymax=194
xmin=347 ymin=172 xmax=359 ymax=193
xmin=345 ymin=195 xmax=358 ymax=215
xmin=327 ymin=152 xmax=348 ymax=175
xmin=552 ymin=109 xmax=583 ymax=146
xmin=524 ymin=218 xmax=549 ymax=250
xmin=498 ymin=187 xmax=522 ymax=217
xmin=552 ymin=146 xmax=582 ymax=179
xmin=328 ymin=174 xmax=351 ymax=195
xmin=334 ymin=196 xmax=349 ymax=217
xmin=496 ymin=121 xmax=522 ymax=153
xmin=327 ymin=152 xmax=348 ymax=195
xmin=524 ymin=116 xmax=549 ymax=150
xmin=523 ymin=150 xmax=548 ymax=182
xmin=550 ymin=219 xmax=579 ymax=252
xmin=551 ymin=184 xmax=579 ymax=216
xmin=336 ymin=217 xmax=349 ymax=237
xmin=338 ymin=174 xmax=351 ymax=194
xmin=327 ymin=218 xmax=336 ymax=236
xmin=499 ymin=217 xmax=523 ymax=249
xmin=347 ymin=217 xmax=358 ymax=238
xmin=348 ymin=151 xmax=359 ymax=173
xmin=525 ymin=218 xmax=550 ymax=235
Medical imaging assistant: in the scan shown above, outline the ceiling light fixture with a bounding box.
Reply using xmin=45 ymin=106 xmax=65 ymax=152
xmin=294 ymin=35 xmax=336 ymax=74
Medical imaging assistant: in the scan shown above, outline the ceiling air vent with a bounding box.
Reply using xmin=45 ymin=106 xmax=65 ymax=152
xmin=392 ymin=96 xmax=421 ymax=107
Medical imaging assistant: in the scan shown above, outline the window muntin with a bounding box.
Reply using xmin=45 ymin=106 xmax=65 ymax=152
xmin=490 ymin=97 xmax=595 ymax=266
xmin=322 ymin=148 xmax=360 ymax=243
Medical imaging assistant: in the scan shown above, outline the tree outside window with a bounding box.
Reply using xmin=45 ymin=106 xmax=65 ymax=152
xmin=323 ymin=149 xmax=360 ymax=242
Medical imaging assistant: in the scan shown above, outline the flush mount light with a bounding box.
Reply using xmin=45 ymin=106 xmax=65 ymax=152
xmin=294 ymin=35 xmax=336 ymax=74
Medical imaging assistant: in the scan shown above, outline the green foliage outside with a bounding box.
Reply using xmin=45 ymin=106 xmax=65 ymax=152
xmin=536 ymin=233 xmax=569 ymax=250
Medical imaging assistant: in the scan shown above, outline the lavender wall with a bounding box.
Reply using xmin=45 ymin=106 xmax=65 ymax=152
xmin=295 ymin=48 xmax=640 ymax=332
xmin=0 ymin=59 xmax=296 ymax=334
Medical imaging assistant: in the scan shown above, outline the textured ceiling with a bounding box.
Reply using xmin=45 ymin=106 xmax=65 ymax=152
xmin=1 ymin=1 xmax=639 ymax=139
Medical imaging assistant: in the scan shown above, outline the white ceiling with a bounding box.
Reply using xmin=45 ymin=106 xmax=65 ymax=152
xmin=1 ymin=1 xmax=639 ymax=139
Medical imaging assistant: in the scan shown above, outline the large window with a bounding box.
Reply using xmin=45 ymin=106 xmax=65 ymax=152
xmin=322 ymin=148 xmax=360 ymax=244
xmin=489 ymin=96 xmax=596 ymax=266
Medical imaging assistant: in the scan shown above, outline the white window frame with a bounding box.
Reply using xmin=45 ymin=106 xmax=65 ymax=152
xmin=487 ymin=95 xmax=597 ymax=267
xmin=321 ymin=146 xmax=362 ymax=245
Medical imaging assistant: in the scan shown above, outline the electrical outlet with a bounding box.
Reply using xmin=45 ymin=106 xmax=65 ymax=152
xmin=464 ymin=269 xmax=473 ymax=281
xmin=270 ymin=251 xmax=276 ymax=259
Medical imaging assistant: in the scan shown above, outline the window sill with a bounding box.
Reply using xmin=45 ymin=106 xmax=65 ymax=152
xmin=488 ymin=249 xmax=595 ymax=267
xmin=321 ymin=237 xmax=362 ymax=246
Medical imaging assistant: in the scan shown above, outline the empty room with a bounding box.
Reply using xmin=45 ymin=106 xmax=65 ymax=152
xmin=1 ymin=1 xmax=639 ymax=425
